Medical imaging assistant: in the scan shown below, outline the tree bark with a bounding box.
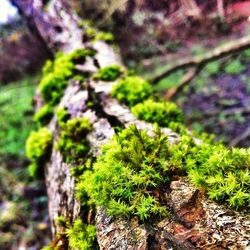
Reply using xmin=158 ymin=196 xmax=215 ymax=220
xmin=15 ymin=0 xmax=250 ymax=249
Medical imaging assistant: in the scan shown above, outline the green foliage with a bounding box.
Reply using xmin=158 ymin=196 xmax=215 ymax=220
xmin=225 ymin=59 xmax=246 ymax=74
xmin=93 ymin=65 xmax=123 ymax=81
xmin=204 ymin=61 xmax=220 ymax=75
xmin=132 ymin=99 xmax=184 ymax=128
xmin=26 ymin=128 xmax=53 ymax=178
xmin=169 ymin=136 xmax=250 ymax=209
xmin=111 ymin=76 xmax=153 ymax=107
xmin=34 ymin=105 xmax=54 ymax=127
xmin=77 ymin=125 xmax=170 ymax=221
xmin=0 ymin=77 xmax=37 ymax=160
xmin=39 ymin=49 xmax=94 ymax=106
xmin=66 ymin=219 xmax=97 ymax=250
xmin=56 ymin=117 xmax=91 ymax=163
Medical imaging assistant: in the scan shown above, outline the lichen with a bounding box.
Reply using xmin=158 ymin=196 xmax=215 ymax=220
xmin=92 ymin=65 xmax=123 ymax=81
xmin=26 ymin=128 xmax=53 ymax=178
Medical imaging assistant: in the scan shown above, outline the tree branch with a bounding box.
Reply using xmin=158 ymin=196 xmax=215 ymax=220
xmin=150 ymin=35 xmax=250 ymax=84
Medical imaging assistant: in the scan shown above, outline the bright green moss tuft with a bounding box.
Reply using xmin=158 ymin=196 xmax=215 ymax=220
xmin=169 ymin=136 xmax=250 ymax=209
xmin=93 ymin=31 xmax=114 ymax=44
xmin=56 ymin=107 xmax=71 ymax=128
xmin=39 ymin=49 xmax=95 ymax=106
xmin=93 ymin=65 xmax=123 ymax=81
xmin=111 ymin=76 xmax=153 ymax=107
xmin=26 ymin=128 xmax=53 ymax=178
xmin=85 ymin=27 xmax=96 ymax=39
xmin=33 ymin=105 xmax=54 ymax=127
xmin=56 ymin=117 xmax=91 ymax=163
xmin=132 ymin=99 xmax=184 ymax=127
xmin=66 ymin=219 xmax=97 ymax=250
xmin=56 ymin=216 xmax=67 ymax=227
xmin=77 ymin=125 xmax=170 ymax=221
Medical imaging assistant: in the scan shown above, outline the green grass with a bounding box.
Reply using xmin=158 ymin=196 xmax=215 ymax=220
xmin=0 ymin=76 xmax=39 ymax=160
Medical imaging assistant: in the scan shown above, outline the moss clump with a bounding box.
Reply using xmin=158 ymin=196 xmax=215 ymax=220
xmin=39 ymin=49 xmax=94 ymax=106
xmin=111 ymin=76 xmax=153 ymax=107
xmin=93 ymin=65 xmax=123 ymax=81
xmin=132 ymin=99 xmax=184 ymax=127
xmin=26 ymin=128 xmax=53 ymax=178
xmin=85 ymin=27 xmax=96 ymax=40
xmin=93 ymin=31 xmax=114 ymax=44
xmin=56 ymin=107 xmax=71 ymax=128
xmin=56 ymin=117 xmax=91 ymax=163
xmin=33 ymin=105 xmax=54 ymax=127
xmin=78 ymin=125 xmax=169 ymax=221
xmin=66 ymin=219 xmax=97 ymax=250
xmin=169 ymin=135 xmax=250 ymax=209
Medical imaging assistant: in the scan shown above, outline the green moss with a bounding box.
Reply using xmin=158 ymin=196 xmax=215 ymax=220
xmin=224 ymin=59 xmax=246 ymax=74
xmin=77 ymin=125 xmax=170 ymax=221
xmin=93 ymin=65 xmax=123 ymax=81
xmin=56 ymin=216 xmax=67 ymax=227
xmin=26 ymin=128 xmax=53 ymax=178
xmin=66 ymin=219 xmax=97 ymax=250
xmin=132 ymin=99 xmax=184 ymax=127
xmin=85 ymin=27 xmax=96 ymax=39
xmin=111 ymin=76 xmax=153 ymax=107
xmin=39 ymin=49 xmax=95 ymax=106
xmin=56 ymin=117 xmax=91 ymax=163
xmin=169 ymin=136 xmax=250 ymax=209
xmin=93 ymin=31 xmax=114 ymax=44
xmin=34 ymin=105 xmax=54 ymax=127
xmin=73 ymin=75 xmax=85 ymax=82
xmin=56 ymin=107 xmax=71 ymax=128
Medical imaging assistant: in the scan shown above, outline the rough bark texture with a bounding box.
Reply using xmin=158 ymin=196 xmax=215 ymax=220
xmin=14 ymin=1 xmax=250 ymax=249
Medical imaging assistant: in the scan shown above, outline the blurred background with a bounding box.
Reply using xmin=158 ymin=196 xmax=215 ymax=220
xmin=0 ymin=0 xmax=249 ymax=248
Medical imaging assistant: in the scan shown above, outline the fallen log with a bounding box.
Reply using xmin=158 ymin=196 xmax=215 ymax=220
xmin=13 ymin=1 xmax=250 ymax=249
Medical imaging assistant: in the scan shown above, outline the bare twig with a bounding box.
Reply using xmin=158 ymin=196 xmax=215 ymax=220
xmin=164 ymin=64 xmax=204 ymax=100
xmin=229 ymin=127 xmax=250 ymax=147
xmin=150 ymin=35 xmax=250 ymax=84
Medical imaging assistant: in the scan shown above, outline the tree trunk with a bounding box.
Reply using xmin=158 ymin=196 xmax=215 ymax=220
xmin=14 ymin=0 xmax=250 ymax=249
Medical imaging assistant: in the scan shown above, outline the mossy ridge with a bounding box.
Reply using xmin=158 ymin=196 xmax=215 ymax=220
xmin=26 ymin=128 xmax=53 ymax=178
xmin=77 ymin=125 xmax=170 ymax=221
